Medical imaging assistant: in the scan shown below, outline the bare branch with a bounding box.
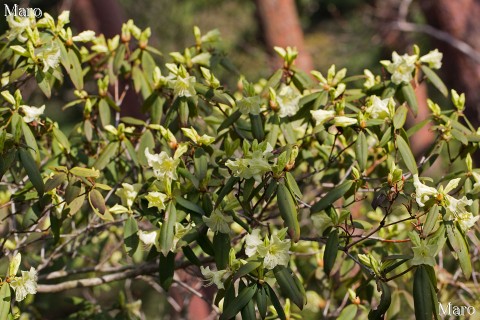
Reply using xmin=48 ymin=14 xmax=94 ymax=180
xmin=37 ymin=263 xmax=158 ymax=293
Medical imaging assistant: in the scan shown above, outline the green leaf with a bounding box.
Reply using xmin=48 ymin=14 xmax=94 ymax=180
xmin=250 ymin=114 xmax=265 ymax=141
xmin=98 ymin=99 xmax=111 ymax=127
xmin=65 ymin=181 xmax=82 ymax=204
xmin=255 ymin=285 xmax=268 ymax=319
xmin=22 ymin=121 xmax=39 ymax=163
xmin=220 ymin=283 xmax=257 ymax=320
xmin=194 ymin=148 xmax=208 ymax=182
xmin=241 ymin=293 xmax=256 ymax=320
xmin=45 ymin=173 xmax=66 ymax=192
xmin=52 ymin=126 xmax=71 ymax=153
xmin=413 ymin=265 xmax=436 ymax=320
xmin=88 ymin=189 xmax=107 ymax=215
xmin=0 ymin=283 xmax=11 ymax=320
xmin=273 ymin=265 xmax=305 ymax=309
xmin=265 ymin=283 xmax=287 ymax=320
xmin=446 ymin=223 xmax=472 ymax=279
xmin=66 ymin=49 xmax=84 ymax=90
xmin=175 ymin=196 xmax=205 ymax=217
xmin=213 ymin=232 xmax=230 ymax=270
xmin=159 ymin=251 xmax=175 ymax=291
xmin=216 ymin=177 xmax=239 ymax=207
xmin=124 ymin=216 xmax=139 ymax=256
xmin=400 ymin=83 xmax=418 ymax=116
xmin=324 ymin=229 xmax=339 ymax=276
xmin=396 ymin=135 xmax=418 ymax=174
xmin=276 ymin=182 xmax=300 ymax=242
xmin=234 ymin=259 xmax=262 ymax=280
xmin=113 ymin=44 xmax=126 ymax=74
xmin=138 ymin=130 xmax=154 ymax=166
xmin=159 ymin=202 xmax=176 ymax=256
xmin=93 ymin=142 xmax=118 ymax=170
xmin=421 ymin=66 xmax=448 ymax=97
xmin=285 ymin=171 xmax=302 ymax=198
xmin=35 ymin=71 xmax=52 ymax=98
xmin=18 ymin=148 xmax=44 ymax=196
xmin=368 ymin=281 xmax=392 ymax=320
xmin=70 ymin=167 xmax=100 ymax=178
xmin=423 ymin=205 xmax=439 ymax=236
xmin=355 ymin=131 xmax=368 ymax=171
xmin=338 ymin=304 xmax=358 ymax=320
xmin=218 ymin=110 xmax=241 ymax=132
xmin=311 ymin=180 xmax=353 ymax=213
xmin=393 ymin=104 xmax=408 ymax=129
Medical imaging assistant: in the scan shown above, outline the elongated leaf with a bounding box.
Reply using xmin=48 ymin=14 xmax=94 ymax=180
xmin=338 ymin=304 xmax=358 ymax=320
xmin=93 ymin=142 xmax=118 ymax=170
xmin=446 ymin=223 xmax=472 ymax=279
xmin=70 ymin=167 xmax=100 ymax=178
xmin=413 ymin=265 xmax=435 ymax=320
xmin=18 ymin=148 xmax=44 ymax=196
xmin=22 ymin=121 xmax=39 ymax=163
xmin=138 ymin=130 xmax=155 ymax=166
xmin=324 ymin=229 xmax=339 ymax=275
xmin=98 ymin=99 xmax=111 ymax=127
xmin=45 ymin=173 xmax=66 ymax=192
xmin=67 ymin=49 xmax=84 ymax=90
xmin=35 ymin=71 xmax=52 ymax=98
xmin=213 ymin=232 xmax=230 ymax=270
xmin=393 ymin=104 xmax=408 ymax=129
xmin=159 ymin=251 xmax=175 ymax=291
xmin=65 ymin=181 xmax=81 ymax=204
xmin=216 ymin=177 xmax=239 ymax=206
xmin=124 ymin=216 xmax=139 ymax=256
xmin=423 ymin=205 xmax=439 ymax=236
xmin=400 ymin=83 xmax=418 ymax=116
xmin=234 ymin=259 xmax=262 ymax=280
xmin=175 ymin=196 xmax=205 ymax=217
xmin=0 ymin=283 xmax=11 ymax=320
xmin=218 ymin=110 xmax=241 ymax=132
xmin=396 ymin=135 xmax=418 ymax=174
xmin=265 ymin=283 xmax=287 ymax=320
xmin=250 ymin=114 xmax=265 ymax=141
xmin=89 ymin=189 xmax=107 ymax=215
xmin=52 ymin=126 xmax=71 ymax=153
xmin=368 ymin=281 xmax=392 ymax=320
xmin=159 ymin=202 xmax=176 ymax=255
xmin=421 ymin=66 xmax=448 ymax=97
xmin=220 ymin=284 xmax=257 ymax=320
xmin=355 ymin=131 xmax=368 ymax=171
xmin=241 ymin=295 xmax=256 ymax=320
xmin=311 ymin=180 xmax=353 ymax=213
xmin=277 ymin=182 xmax=300 ymax=242
xmin=285 ymin=171 xmax=302 ymax=198
xmin=194 ymin=148 xmax=208 ymax=182
xmin=255 ymin=285 xmax=268 ymax=319
xmin=273 ymin=265 xmax=305 ymax=309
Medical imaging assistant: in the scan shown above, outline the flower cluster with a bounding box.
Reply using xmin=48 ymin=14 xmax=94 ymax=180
xmin=244 ymin=229 xmax=291 ymax=270
xmin=413 ymin=175 xmax=478 ymax=232
xmin=225 ymin=141 xmax=273 ymax=181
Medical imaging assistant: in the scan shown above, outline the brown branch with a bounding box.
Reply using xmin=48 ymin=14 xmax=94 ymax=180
xmin=37 ymin=263 xmax=157 ymax=293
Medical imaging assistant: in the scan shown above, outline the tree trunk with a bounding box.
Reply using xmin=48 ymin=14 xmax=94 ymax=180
xmin=255 ymin=0 xmax=314 ymax=72
xmin=419 ymin=0 xmax=480 ymax=126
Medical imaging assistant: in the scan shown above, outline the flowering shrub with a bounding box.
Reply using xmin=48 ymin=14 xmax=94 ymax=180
xmin=0 ymin=11 xmax=479 ymax=319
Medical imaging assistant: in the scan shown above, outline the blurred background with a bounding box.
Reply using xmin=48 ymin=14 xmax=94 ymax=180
xmin=2 ymin=0 xmax=480 ymax=318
